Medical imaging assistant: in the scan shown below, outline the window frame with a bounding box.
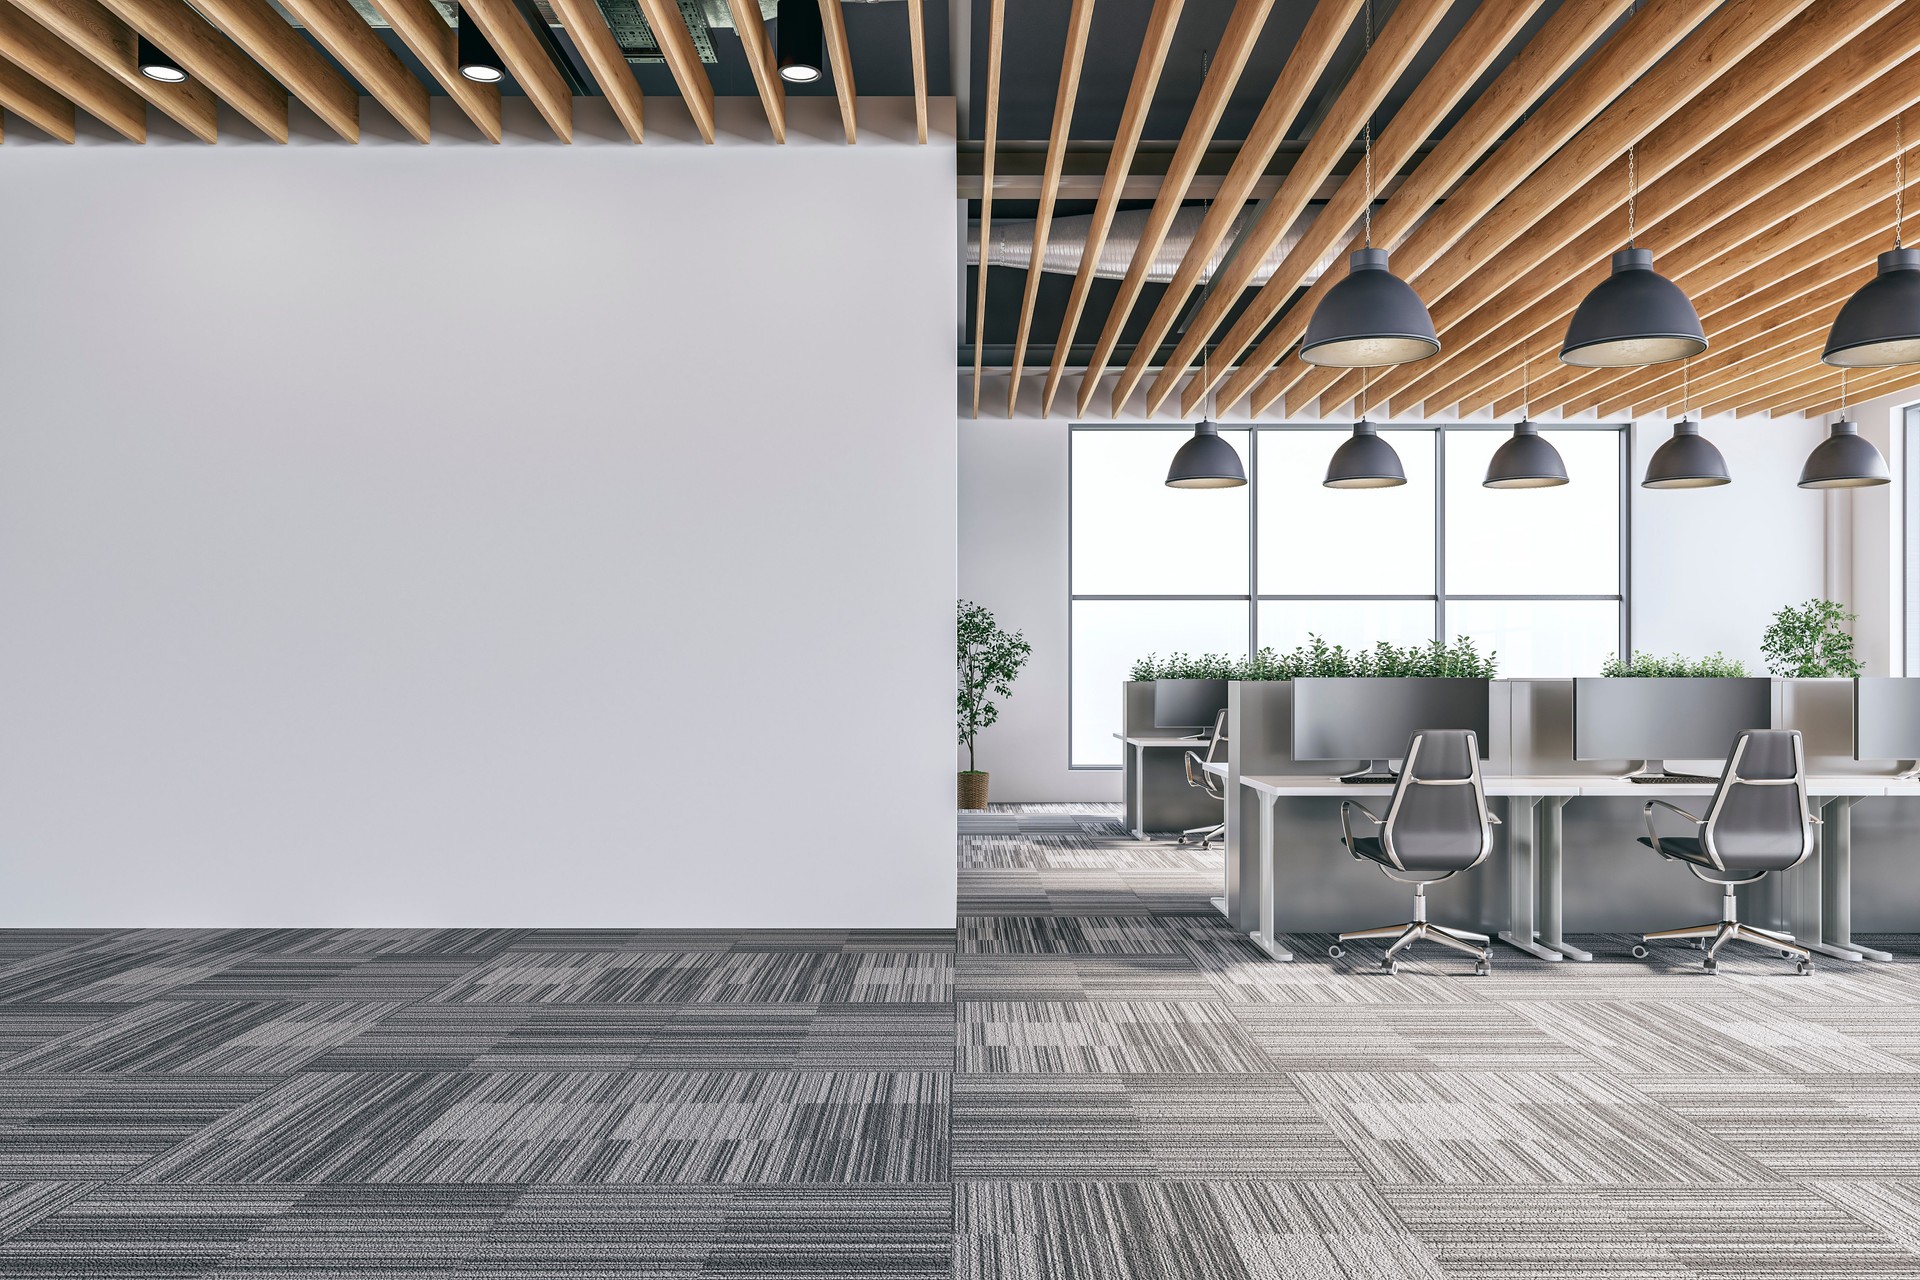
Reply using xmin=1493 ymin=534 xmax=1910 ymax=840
xmin=1067 ymin=422 xmax=1631 ymax=770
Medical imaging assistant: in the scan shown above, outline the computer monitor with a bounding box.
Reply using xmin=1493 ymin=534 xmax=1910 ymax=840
xmin=1153 ymin=678 xmax=1229 ymax=734
xmin=1291 ymin=678 xmax=1491 ymax=778
xmin=1853 ymin=677 xmax=1920 ymax=766
xmin=1572 ymin=677 xmax=1773 ymax=776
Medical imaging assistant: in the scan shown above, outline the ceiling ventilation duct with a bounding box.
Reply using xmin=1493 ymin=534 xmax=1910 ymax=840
xmin=966 ymin=206 xmax=1341 ymax=288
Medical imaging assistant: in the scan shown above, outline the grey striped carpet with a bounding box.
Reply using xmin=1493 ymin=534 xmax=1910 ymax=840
xmin=5 ymin=804 xmax=1920 ymax=1275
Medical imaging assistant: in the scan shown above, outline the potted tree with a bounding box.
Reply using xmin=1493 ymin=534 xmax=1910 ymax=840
xmin=958 ymin=599 xmax=1031 ymax=810
xmin=1762 ymin=598 xmax=1864 ymax=678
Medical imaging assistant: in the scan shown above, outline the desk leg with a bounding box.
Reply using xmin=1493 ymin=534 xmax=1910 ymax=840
xmin=1248 ymin=791 xmax=1293 ymax=962
xmin=1534 ymin=796 xmax=1591 ymax=961
xmin=1130 ymin=745 xmax=1150 ymax=841
xmin=1819 ymin=797 xmax=1886 ymax=962
xmin=1498 ymin=795 xmax=1562 ymax=961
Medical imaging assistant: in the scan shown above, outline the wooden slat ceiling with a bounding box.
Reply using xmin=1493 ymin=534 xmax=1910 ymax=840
xmin=972 ymin=0 xmax=1920 ymax=420
xmin=0 ymin=0 xmax=931 ymax=146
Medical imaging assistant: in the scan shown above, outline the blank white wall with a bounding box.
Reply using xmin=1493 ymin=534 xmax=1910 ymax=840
xmin=0 ymin=98 xmax=958 ymax=929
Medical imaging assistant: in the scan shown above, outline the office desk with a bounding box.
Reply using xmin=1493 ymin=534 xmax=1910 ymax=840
xmin=1116 ymin=733 xmax=1212 ymax=840
xmin=1801 ymin=778 xmax=1920 ymax=962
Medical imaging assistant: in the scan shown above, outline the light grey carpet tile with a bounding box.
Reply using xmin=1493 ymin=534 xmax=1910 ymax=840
xmin=1513 ymin=999 xmax=1918 ymax=1075
xmin=303 ymin=1007 xmax=548 ymax=1073
xmin=952 ymin=1074 xmax=1361 ymax=1180
xmin=1631 ymin=1073 xmax=1920 ymax=1178
xmin=1231 ymin=1004 xmax=1594 ymax=1073
xmin=0 ymin=1185 xmax=309 ymax=1277
xmin=134 ymin=1070 xmax=949 ymax=1186
xmin=958 ymin=1001 xmax=1273 ymax=1074
xmin=959 ymin=917 xmax=1186 ymax=957
xmin=3 ymin=1001 xmax=408 ymax=1076
xmin=1292 ymin=1070 xmax=1779 ymax=1186
xmin=494 ymin=930 xmax=956 ymax=955
xmin=0 ymin=1076 xmax=282 ymax=1180
xmin=955 ymin=956 xmax=1220 ymax=1003
xmin=264 ymin=929 xmax=533 ymax=958
xmin=162 ymin=958 xmax=381 ymax=1002
xmin=1383 ymin=1183 xmax=1920 ymax=1279
xmin=1176 ymin=931 xmax=1482 ymax=1007
xmin=1811 ymin=1180 xmax=1920 ymax=1255
xmin=426 ymin=951 xmax=952 ymax=1006
xmin=0 ymin=1006 xmax=124 ymax=1061
xmin=957 ymin=1181 xmax=1447 ymax=1280
xmin=0 ymin=1181 xmax=98 ymax=1244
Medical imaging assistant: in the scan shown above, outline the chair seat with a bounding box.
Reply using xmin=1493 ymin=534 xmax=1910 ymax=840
xmin=1344 ymin=835 xmax=1393 ymax=867
xmin=1636 ymin=834 xmax=1713 ymax=867
xmin=1636 ymin=834 xmax=1803 ymax=873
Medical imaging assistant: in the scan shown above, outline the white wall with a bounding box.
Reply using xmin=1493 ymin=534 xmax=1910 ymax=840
xmin=959 ymin=373 xmax=1831 ymax=801
xmin=0 ymin=97 xmax=958 ymax=929
xmin=1847 ymin=388 xmax=1918 ymax=675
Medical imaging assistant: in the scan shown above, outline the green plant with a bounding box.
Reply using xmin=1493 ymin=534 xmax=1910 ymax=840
xmin=957 ymin=600 xmax=1032 ymax=774
xmin=1598 ymin=651 xmax=1750 ymax=677
xmin=1762 ymin=598 xmax=1863 ymax=678
xmin=1130 ymin=636 xmax=1498 ymax=682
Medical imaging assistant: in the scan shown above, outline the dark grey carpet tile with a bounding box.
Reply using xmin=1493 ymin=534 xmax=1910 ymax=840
xmin=304 ymin=1007 xmax=546 ymax=1072
xmin=0 ymin=1005 xmax=126 ymax=1061
xmin=630 ymin=1006 xmax=956 ymax=1073
xmin=164 ymin=959 xmax=390 ymax=1002
xmin=955 ymin=956 xmax=1219 ymax=1003
xmin=957 ymin=1180 xmax=1447 ymax=1280
xmin=1385 ymin=1183 xmax=1920 ymax=1279
xmin=0 ymin=1184 xmax=307 ymax=1277
xmin=958 ymin=1001 xmax=1273 ymax=1074
xmin=4 ymin=1001 xmax=408 ymax=1076
xmin=266 ymin=929 xmax=533 ymax=958
xmin=952 ymin=1074 xmax=1361 ymax=1180
xmin=134 ymin=1070 xmax=949 ymax=1186
xmin=0 ymin=933 xmax=113 ymax=968
xmin=0 ymin=1076 xmax=282 ymax=1180
xmin=493 ymin=931 xmax=953 ymax=955
xmin=1231 ymin=1003 xmax=1603 ymax=1073
xmin=427 ymin=952 xmax=952 ymax=1006
xmin=500 ymin=932 xmax=744 ymax=954
xmin=207 ymin=1184 xmax=523 ymax=1276
xmin=959 ymin=917 xmax=1185 ymax=957
xmin=0 ymin=1181 xmax=99 ymax=1243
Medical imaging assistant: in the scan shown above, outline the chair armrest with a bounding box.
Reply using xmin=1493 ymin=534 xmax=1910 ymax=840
xmin=1487 ymin=811 xmax=1502 ymax=825
xmin=1183 ymin=751 xmax=1204 ymax=788
xmin=1642 ymin=799 xmax=1703 ymax=859
xmin=1339 ymin=800 xmax=1382 ymax=858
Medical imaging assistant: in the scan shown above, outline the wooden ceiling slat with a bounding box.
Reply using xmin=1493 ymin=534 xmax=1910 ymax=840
xmin=969 ymin=0 xmax=1004 ymax=418
xmin=1695 ymin=343 xmax=1847 ymax=418
xmin=1072 ymin=0 xmax=1277 ymax=416
xmin=1107 ymin=0 xmax=1372 ymax=418
xmin=553 ymin=0 xmax=644 ymax=142
xmin=1038 ymin=0 xmax=1183 ymax=417
xmin=363 ymin=0 xmax=499 ymax=142
xmin=0 ymin=1 xmax=142 ymax=139
xmin=277 ymin=0 xmax=428 ymax=142
xmin=818 ymin=0 xmax=854 ymax=144
xmin=1143 ymin=0 xmax=1543 ymax=420
xmin=635 ymin=0 xmax=712 ymax=142
xmin=0 ymin=47 xmax=72 ymax=138
xmin=1784 ymin=367 xmax=1920 ymax=418
xmin=1392 ymin=0 xmax=1918 ymax=418
xmin=461 ymin=0 xmax=569 ymax=141
xmin=724 ymin=0 xmax=780 ymax=142
xmin=1228 ymin=0 xmax=1684 ymax=419
xmin=189 ymin=0 xmax=358 ymax=141
xmin=11 ymin=0 xmax=216 ymax=140
xmin=1310 ymin=0 xmax=1819 ymax=420
xmin=92 ymin=0 xmax=287 ymax=140
xmin=906 ymin=0 xmax=925 ymax=144
xmin=1004 ymin=0 xmax=1096 ymax=417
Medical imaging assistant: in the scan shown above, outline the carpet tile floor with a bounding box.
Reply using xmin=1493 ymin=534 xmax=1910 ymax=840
xmin=4 ymin=806 xmax=1920 ymax=1273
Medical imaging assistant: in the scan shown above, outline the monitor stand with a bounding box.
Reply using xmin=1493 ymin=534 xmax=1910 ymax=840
xmin=1897 ymin=760 xmax=1920 ymax=781
xmin=1624 ymin=759 xmax=1718 ymax=783
xmin=1339 ymin=759 xmax=1398 ymax=784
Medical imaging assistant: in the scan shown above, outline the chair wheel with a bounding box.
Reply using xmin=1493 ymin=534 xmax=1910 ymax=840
xmin=1631 ymin=944 xmax=1649 ymax=959
xmin=1381 ymin=958 xmax=1400 ymax=976
xmin=1702 ymin=958 xmax=1719 ymax=974
xmin=1780 ymin=949 xmax=1797 ymax=960
xmin=1327 ymin=944 xmax=1344 ymax=959
xmin=1474 ymin=961 xmax=1490 ymax=977
xmin=1797 ymin=959 xmax=1815 ymax=976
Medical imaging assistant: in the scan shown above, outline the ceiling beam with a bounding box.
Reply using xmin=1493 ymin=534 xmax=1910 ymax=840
xmin=461 ymin=0 xmax=569 ymax=141
xmin=1107 ymin=0 xmax=1372 ymax=417
xmin=0 ymin=48 xmax=71 ymax=139
xmin=906 ymin=0 xmax=926 ymax=143
xmin=1005 ymin=0 xmax=1096 ymax=417
xmin=553 ymin=0 xmax=643 ymax=142
xmin=10 ymin=0 xmax=216 ymax=140
xmin=635 ymin=0 xmax=711 ymax=142
xmin=277 ymin=0 xmax=428 ymax=142
xmin=1073 ymin=0 xmax=1277 ymax=415
xmin=724 ymin=0 xmax=779 ymax=142
xmin=0 ymin=1 xmax=142 ymax=139
xmin=968 ymin=0 xmax=1003 ymax=418
xmin=1039 ymin=0 xmax=1182 ymax=417
xmin=818 ymin=0 xmax=854 ymax=143
xmin=91 ymin=0 xmax=286 ymax=140
xmin=1784 ymin=367 xmax=1920 ymax=419
xmin=363 ymin=0 xmax=499 ymax=142
xmin=189 ymin=0 xmax=358 ymax=141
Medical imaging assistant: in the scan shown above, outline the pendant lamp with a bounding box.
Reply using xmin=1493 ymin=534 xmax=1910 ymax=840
xmin=1300 ymin=1 xmax=1438 ymax=369
xmin=1166 ymin=348 xmax=1246 ymax=489
xmin=778 ymin=0 xmax=826 ymax=83
xmin=457 ymin=6 xmax=504 ymax=82
xmin=1562 ymin=148 xmax=1706 ymax=367
xmin=1484 ymin=343 xmax=1569 ymax=488
xmin=1641 ymin=361 xmax=1729 ymax=489
xmin=1324 ymin=372 xmax=1406 ymax=488
xmin=1799 ymin=372 xmax=1891 ymax=488
xmin=1823 ymin=113 xmax=1920 ymax=367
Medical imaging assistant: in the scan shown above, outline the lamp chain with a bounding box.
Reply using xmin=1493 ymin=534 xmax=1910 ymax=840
xmin=1362 ymin=0 xmax=1373 ymax=248
xmin=1897 ymin=111 xmax=1906 ymax=250
xmin=1627 ymin=146 xmax=1637 ymax=247
xmin=1521 ymin=343 xmax=1530 ymax=419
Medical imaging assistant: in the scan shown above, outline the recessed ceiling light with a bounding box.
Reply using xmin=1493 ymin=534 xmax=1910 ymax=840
xmin=777 ymin=1 xmax=825 ymax=85
xmin=137 ymin=35 xmax=186 ymax=83
xmin=457 ymin=7 xmax=505 ymax=84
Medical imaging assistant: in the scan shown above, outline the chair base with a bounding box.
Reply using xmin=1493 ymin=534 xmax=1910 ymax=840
xmin=1178 ymin=822 xmax=1225 ymax=850
xmin=1329 ymin=881 xmax=1491 ymax=976
xmin=1634 ymin=919 xmax=1813 ymax=974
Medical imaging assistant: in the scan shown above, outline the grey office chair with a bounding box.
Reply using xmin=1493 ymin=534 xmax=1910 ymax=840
xmin=1632 ymin=728 xmax=1819 ymax=975
xmin=1327 ymin=730 xmax=1499 ymax=976
xmin=1178 ymin=709 xmax=1229 ymax=850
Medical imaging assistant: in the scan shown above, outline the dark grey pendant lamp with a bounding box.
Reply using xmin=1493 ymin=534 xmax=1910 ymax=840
xmin=1823 ymin=113 xmax=1920 ymax=367
xmin=1166 ymin=347 xmax=1246 ymax=489
xmin=1483 ymin=342 xmax=1569 ymax=488
xmin=1641 ymin=361 xmax=1730 ymax=489
xmin=1325 ymin=371 xmax=1407 ymax=488
xmin=1561 ymin=147 xmax=1706 ymax=368
xmin=1799 ymin=372 xmax=1891 ymax=489
xmin=777 ymin=0 xmax=826 ymax=83
xmin=1299 ymin=2 xmax=1439 ymax=369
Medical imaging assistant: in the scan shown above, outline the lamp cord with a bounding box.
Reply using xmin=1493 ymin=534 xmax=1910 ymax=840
xmin=1362 ymin=0 xmax=1373 ymax=248
xmin=1681 ymin=358 xmax=1689 ymax=419
xmin=1627 ymin=145 xmax=1637 ymax=248
xmin=1521 ymin=343 xmax=1530 ymax=419
xmin=1897 ymin=112 xmax=1906 ymax=250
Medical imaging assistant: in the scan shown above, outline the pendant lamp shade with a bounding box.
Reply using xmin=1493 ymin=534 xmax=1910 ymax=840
xmin=456 ymin=7 xmax=504 ymax=82
xmin=1166 ymin=423 xmax=1246 ymax=489
xmin=1561 ymin=248 xmax=1707 ymax=367
xmin=1300 ymin=249 xmax=1440 ymax=367
xmin=1483 ymin=421 xmax=1569 ymax=489
xmin=778 ymin=0 xmax=826 ymax=82
xmin=1821 ymin=248 xmax=1920 ymax=367
xmin=1798 ymin=420 xmax=1891 ymax=488
xmin=1641 ymin=420 xmax=1730 ymax=489
xmin=1324 ymin=421 xmax=1407 ymax=489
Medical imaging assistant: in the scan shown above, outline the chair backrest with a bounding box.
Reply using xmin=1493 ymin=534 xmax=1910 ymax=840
xmin=1185 ymin=709 xmax=1230 ymax=798
xmin=1701 ymin=729 xmax=1814 ymax=873
xmin=1380 ymin=730 xmax=1493 ymax=875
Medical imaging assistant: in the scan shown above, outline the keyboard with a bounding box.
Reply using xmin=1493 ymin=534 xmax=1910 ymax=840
xmin=1340 ymin=774 xmax=1398 ymax=785
xmin=1628 ymin=773 xmax=1719 ymax=785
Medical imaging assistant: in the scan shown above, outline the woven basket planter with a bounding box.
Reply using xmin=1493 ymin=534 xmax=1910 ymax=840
xmin=958 ymin=771 xmax=990 ymax=810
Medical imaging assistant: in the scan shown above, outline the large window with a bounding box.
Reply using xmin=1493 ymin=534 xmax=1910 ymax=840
xmin=1070 ymin=424 xmax=1628 ymax=768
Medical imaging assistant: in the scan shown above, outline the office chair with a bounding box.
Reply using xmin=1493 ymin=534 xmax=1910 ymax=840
xmin=1178 ymin=708 xmax=1230 ymax=850
xmin=1632 ymin=728 xmax=1819 ymax=975
xmin=1327 ymin=729 xmax=1499 ymax=976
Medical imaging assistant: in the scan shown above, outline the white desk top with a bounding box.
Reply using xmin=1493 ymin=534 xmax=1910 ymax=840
xmin=1120 ymin=735 xmax=1211 ymax=748
xmin=1202 ymin=760 xmax=1229 ymax=780
xmin=1239 ymin=773 xmax=1902 ymax=798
